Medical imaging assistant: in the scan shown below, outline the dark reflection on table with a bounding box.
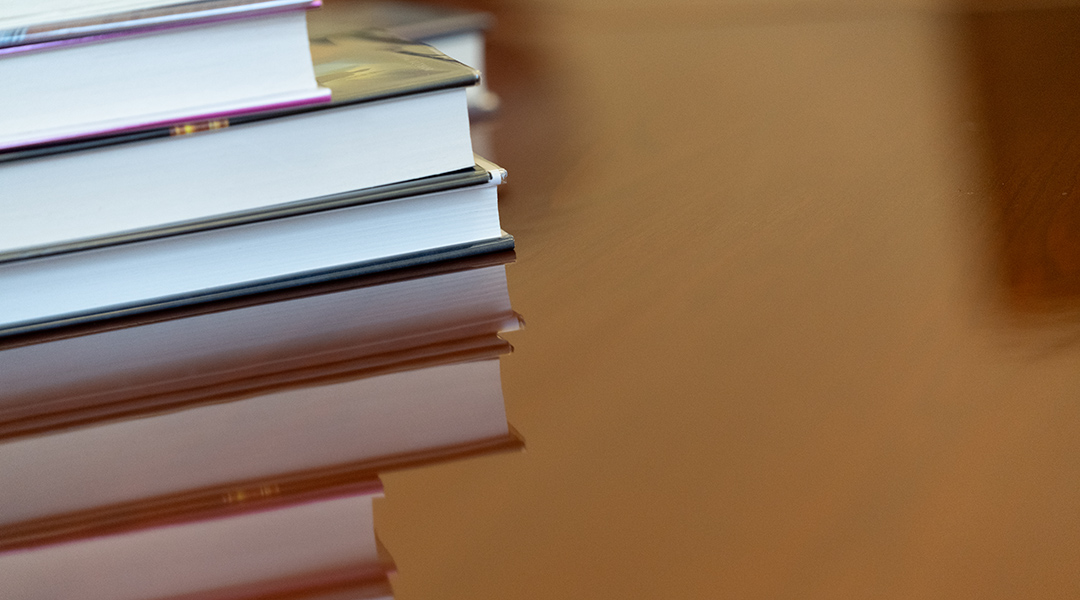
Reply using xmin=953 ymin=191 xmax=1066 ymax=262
xmin=0 ymin=253 xmax=523 ymax=599
xmin=965 ymin=7 xmax=1080 ymax=313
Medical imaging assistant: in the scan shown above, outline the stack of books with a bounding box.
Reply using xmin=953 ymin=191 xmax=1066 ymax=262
xmin=0 ymin=0 xmax=513 ymax=337
xmin=0 ymin=253 xmax=522 ymax=599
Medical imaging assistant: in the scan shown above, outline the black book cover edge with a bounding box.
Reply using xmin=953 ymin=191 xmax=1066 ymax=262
xmin=0 ymin=164 xmax=491 ymax=264
xmin=0 ymin=248 xmax=516 ymax=350
xmin=0 ymin=233 xmax=515 ymax=338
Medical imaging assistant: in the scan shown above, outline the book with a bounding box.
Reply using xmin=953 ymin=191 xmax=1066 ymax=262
xmin=0 ymin=491 xmax=391 ymax=600
xmin=0 ymin=252 xmax=519 ymax=436
xmin=0 ymin=0 xmax=330 ymax=150
xmin=0 ymin=157 xmax=511 ymax=337
xmin=0 ymin=258 xmax=521 ymax=550
xmin=0 ymin=31 xmax=480 ymax=246
xmin=309 ymin=0 xmax=499 ymax=115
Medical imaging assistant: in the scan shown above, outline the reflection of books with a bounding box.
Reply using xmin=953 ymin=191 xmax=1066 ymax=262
xmin=0 ymin=252 xmax=518 ymax=435
xmin=309 ymin=1 xmax=499 ymax=115
xmin=0 ymin=256 xmax=521 ymax=550
xmin=0 ymin=491 xmax=391 ymax=600
xmin=0 ymin=0 xmax=328 ymax=149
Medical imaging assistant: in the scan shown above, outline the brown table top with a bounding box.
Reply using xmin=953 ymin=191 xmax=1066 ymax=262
xmin=379 ymin=2 xmax=1080 ymax=598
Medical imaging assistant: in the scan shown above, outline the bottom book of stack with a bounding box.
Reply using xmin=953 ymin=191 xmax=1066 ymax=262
xmin=0 ymin=157 xmax=511 ymax=338
xmin=0 ymin=253 xmax=522 ymax=599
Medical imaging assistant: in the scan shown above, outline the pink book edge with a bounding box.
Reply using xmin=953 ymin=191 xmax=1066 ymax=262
xmin=0 ymin=0 xmax=321 ymax=55
xmin=0 ymin=87 xmax=332 ymax=152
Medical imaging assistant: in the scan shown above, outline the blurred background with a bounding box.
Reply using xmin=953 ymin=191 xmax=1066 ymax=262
xmin=357 ymin=0 xmax=1080 ymax=598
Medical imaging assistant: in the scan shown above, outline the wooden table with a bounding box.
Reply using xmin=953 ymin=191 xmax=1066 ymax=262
xmin=377 ymin=3 xmax=1080 ymax=598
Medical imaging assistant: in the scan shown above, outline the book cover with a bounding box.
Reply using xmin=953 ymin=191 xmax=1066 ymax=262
xmin=0 ymin=165 xmax=511 ymax=338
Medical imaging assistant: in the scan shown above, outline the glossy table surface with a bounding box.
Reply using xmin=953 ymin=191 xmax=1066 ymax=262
xmin=379 ymin=2 xmax=1080 ymax=598
xmin=7 ymin=1 xmax=1080 ymax=598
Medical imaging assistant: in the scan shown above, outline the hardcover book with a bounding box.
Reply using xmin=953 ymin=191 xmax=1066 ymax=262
xmin=0 ymin=159 xmax=511 ymax=337
xmin=0 ymin=0 xmax=329 ymax=149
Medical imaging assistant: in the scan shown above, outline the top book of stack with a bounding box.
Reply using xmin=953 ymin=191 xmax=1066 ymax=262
xmin=0 ymin=0 xmax=328 ymax=150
